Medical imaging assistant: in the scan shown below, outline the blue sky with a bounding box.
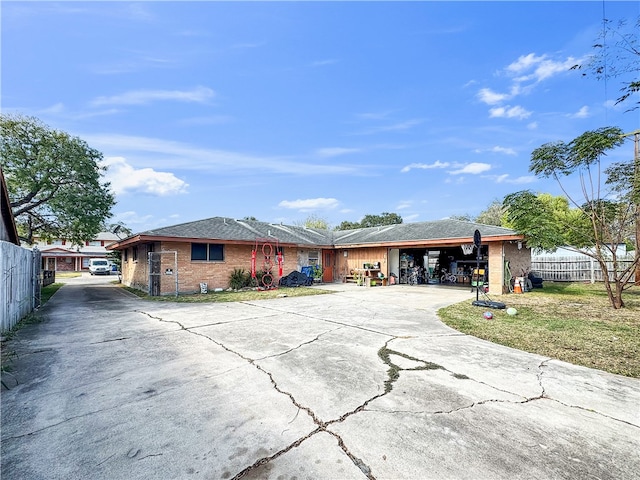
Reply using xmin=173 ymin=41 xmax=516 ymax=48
xmin=2 ymin=1 xmax=639 ymax=233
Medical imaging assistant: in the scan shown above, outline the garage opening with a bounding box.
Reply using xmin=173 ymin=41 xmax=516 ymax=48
xmin=398 ymin=245 xmax=488 ymax=286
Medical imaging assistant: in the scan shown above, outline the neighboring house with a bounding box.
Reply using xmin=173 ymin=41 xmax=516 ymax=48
xmin=108 ymin=217 xmax=527 ymax=296
xmin=31 ymin=232 xmax=120 ymax=272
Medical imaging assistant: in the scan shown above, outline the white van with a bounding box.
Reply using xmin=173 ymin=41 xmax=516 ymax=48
xmin=88 ymin=258 xmax=111 ymax=275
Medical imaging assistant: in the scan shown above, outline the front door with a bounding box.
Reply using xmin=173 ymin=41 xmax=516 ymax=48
xmin=322 ymin=250 xmax=335 ymax=283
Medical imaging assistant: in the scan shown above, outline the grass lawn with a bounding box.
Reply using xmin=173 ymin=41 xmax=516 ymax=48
xmin=41 ymin=282 xmax=65 ymax=304
xmin=119 ymin=284 xmax=335 ymax=302
xmin=54 ymin=272 xmax=82 ymax=279
xmin=438 ymin=282 xmax=640 ymax=378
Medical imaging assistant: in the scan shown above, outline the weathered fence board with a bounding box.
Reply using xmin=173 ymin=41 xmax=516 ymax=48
xmin=532 ymin=255 xmax=636 ymax=283
xmin=1 ymin=243 xmax=41 ymax=332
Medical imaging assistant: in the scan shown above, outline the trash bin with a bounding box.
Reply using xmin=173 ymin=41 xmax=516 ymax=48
xmin=200 ymin=282 xmax=208 ymax=294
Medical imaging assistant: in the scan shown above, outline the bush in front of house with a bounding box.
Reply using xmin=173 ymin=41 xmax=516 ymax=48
xmin=228 ymin=268 xmax=273 ymax=290
xmin=229 ymin=268 xmax=252 ymax=290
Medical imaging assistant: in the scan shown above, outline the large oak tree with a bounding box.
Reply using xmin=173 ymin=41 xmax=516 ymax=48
xmin=1 ymin=114 xmax=115 ymax=245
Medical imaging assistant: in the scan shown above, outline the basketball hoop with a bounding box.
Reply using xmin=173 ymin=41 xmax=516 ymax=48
xmin=461 ymin=244 xmax=475 ymax=255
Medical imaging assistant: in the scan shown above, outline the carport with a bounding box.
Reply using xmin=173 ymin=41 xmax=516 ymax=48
xmin=333 ymin=220 xmax=527 ymax=295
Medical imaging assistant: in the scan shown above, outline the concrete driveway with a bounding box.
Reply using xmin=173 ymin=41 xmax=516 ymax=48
xmin=2 ymin=274 xmax=639 ymax=479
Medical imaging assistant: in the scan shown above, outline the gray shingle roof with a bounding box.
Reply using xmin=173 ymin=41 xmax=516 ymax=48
xmin=333 ymin=219 xmax=516 ymax=245
xmin=135 ymin=217 xmax=518 ymax=247
xmin=140 ymin=217 xmax=334 ymax=246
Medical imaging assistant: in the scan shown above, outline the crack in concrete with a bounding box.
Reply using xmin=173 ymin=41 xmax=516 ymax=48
xmin=138 ymin=309 xmax=378 ymax=479
xmin=534 ymin=360 xmax=640 ymax=429
xmin=137 ymin=307 xmax=638 ymax=478
xmin=89 ymin=337 xmax=130 ymax=344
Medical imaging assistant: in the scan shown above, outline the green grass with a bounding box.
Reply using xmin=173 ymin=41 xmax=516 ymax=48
xmin=119 ymin=285 xmax=335 ymax=302
xmin=438 ymin=282 xmax=640 ymax=378
xmin=54 ymin=272 xmax=82 ymax=279
xmin=41 ymin=282 xmax=64 ymax=304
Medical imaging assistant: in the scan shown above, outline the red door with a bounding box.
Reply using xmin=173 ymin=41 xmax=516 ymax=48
xmin=322 ymin=250 xmax=335 ymax=283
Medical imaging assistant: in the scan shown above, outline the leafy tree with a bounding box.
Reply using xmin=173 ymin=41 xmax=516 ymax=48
xmin=503 ymin=127 xmax=638 ymax=309
xmin=475 ymin=200 xmax=505 ymax=226
xmin=571 ymin=16 xmax=639 ymax=111
xmin=448 ymin=214 xmax=472 ymax=222
xmin=104 ymin=222 xmax=132 ymax=274
xmin=295 ymin=214 xmax=330 ymax=230
xmin=107 ymin=222 xmax=132 ymax=239
xmin=360 ymin=212 xmax=403 ymax=228
xmin=336 ymin=212 xmax=403 ymax=230
xmin=449 ymin=200 xmax=505 ymax=226
xmin=1 ymin=114 xmax=115 ymax=245
xmin=503 ymin=193 xmax=591 ymax=251
xmin=335 ymin=220 xmax=361 ymax=230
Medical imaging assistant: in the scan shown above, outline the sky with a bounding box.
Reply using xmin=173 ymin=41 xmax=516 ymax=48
xmin=2 ymin=1 xmax=639 ymax=234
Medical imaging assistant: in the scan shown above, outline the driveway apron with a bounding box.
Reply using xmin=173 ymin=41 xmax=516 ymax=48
xmin=1 ymin=276 xmax=639 ymax=480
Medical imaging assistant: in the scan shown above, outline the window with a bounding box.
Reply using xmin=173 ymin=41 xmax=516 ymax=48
xmin=191 ymin=243 xmax=224 ymax=261
xmin=132 ymin=246 xmax=138 ymax=261
xmin=124 ymin=249 xmax=128 ymax=261
xmin=308 ymin=250 xmax=319 ymax=266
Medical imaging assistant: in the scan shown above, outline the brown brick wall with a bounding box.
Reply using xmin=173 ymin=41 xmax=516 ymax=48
xmin=121 ymin=241 xmax=307 ymax=295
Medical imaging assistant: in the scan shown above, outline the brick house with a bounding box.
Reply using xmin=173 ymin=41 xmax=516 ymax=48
xmin=33 ymin=232 xmax=121 ymax=273
xmin=108 ymin=217 xmax=527 ymax=296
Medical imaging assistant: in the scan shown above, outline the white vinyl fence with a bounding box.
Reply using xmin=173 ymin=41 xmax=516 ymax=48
xmin=531 ymin=254 xmax=637 ymax=283
xmin=1 ymin=242 xmax=41 ymax=332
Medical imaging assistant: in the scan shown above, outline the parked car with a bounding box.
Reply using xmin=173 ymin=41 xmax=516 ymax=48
xmin=88 ymin=258 xmax=111 ymax=275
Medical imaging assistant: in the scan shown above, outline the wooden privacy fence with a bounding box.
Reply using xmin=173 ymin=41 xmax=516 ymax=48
xmin=1 ymin=243 xmax=41 ymax=333
xmin=531 ymin=255 xmax=636 ymax=283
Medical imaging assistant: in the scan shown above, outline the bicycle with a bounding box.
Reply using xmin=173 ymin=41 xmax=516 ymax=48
xmin=408 ymin=267 xmax=421 ymax=285
xmin=440 ymin=269 xmax=457 ymax=283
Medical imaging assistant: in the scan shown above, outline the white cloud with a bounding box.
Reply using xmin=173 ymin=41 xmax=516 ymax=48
xmin=111 ymin=210 xmax=155 ymax=227
xmin=396 ymin=201 xmax=412 ymax=210
xmin=39 ymin=102 xmax=65 ymax=114
xmin=506 ymin=53 xmax=543 ymax=75
xmin=401 ymin=160 xmax=450 ymax=173
xmin=84 ymin=133 xmax=357 ymax=176
xmin=449 ymin=162 xmax=491 ymax=175
xmin=477 ymin=88 xmax=509 ymax=105
xmin=506 ymin=53 xmax=580 ymax=83
xmin=478 ymin=52 xmax=583 ymax=120
xmin=491 ymin=174 xmax=537 ymax=184
xmin=91 ymin=86 xmax=215 ymax=106
xmin=315 ymin=147 xmax=361 ymax=157
xmin=491 ymin=146 xmax=517 ymax=155
xmin=569 ymin=106 xmax=590 ymax=118
xmin=278 ymin=198 xmax=340 ymax=211
xmin=489 ymin=105 xmax=531 ymax=119
xmin=474 ymin=146 xmax=517 ymax=155
xmin=101 ymin=156 xmax=188 ymax=196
